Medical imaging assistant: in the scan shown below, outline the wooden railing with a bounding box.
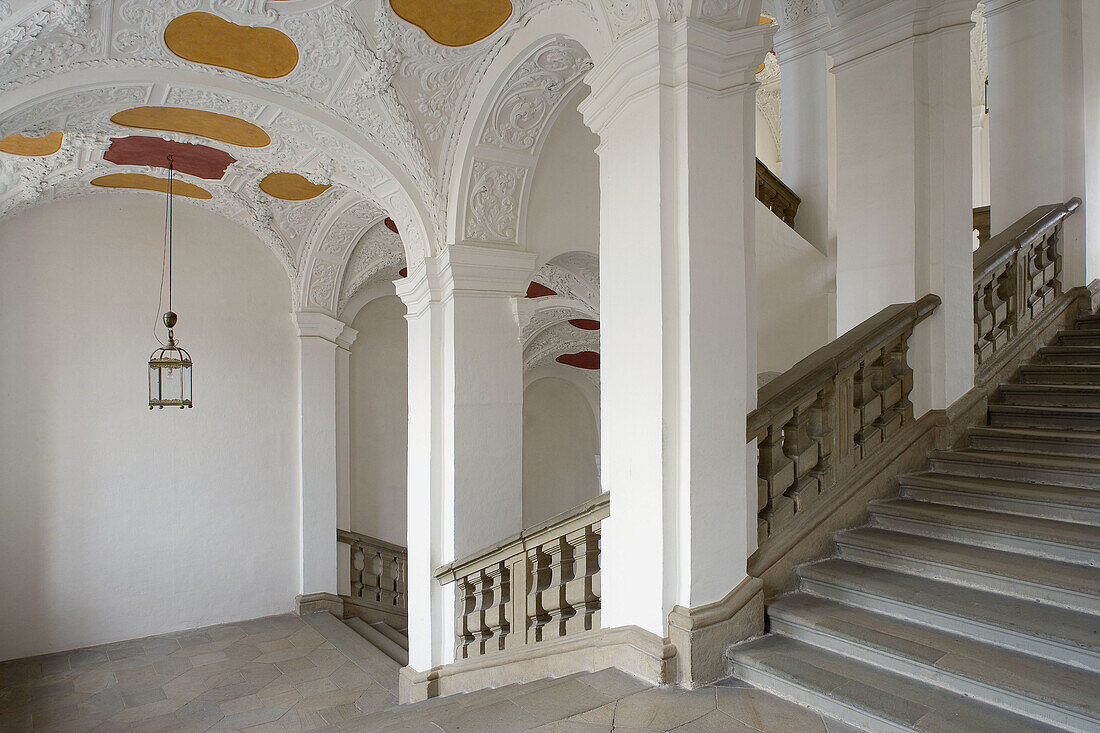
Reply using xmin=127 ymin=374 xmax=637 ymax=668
xmin=973 ymin=205 xmax=991 ymax=246
xmin=756 ymin=158 xmax=801 ymax=228
xmin=973 ymin=198 xmax=1080 ymax=370
xmin=337 ymin=529 xmax=408 ymax=613
xmin=747 ymin=295 xmax=940 ymax=549
xmin=435 ymin=495 xmax=608 ymax=661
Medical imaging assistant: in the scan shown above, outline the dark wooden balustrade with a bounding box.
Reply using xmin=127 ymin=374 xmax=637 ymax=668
xmin=755 ymin=158 xmax=801 ymax=228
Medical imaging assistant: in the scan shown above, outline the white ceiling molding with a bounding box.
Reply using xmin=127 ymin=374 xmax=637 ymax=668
xmin=337 ymin=219 xmax=406 ymax=314
xmin=520 ymin=250 xmax=600 ymax=384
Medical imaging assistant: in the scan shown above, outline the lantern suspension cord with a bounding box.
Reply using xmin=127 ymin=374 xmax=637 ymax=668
xmin=167 ymin=155 xmax=173 ymax=317
xmin=152 ymin=155 xmax=175 ymax=347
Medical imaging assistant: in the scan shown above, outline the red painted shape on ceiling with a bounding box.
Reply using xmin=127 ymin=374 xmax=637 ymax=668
xmin=399 ymin=267 xmax=408 ymax=278
xmin=568 ymin=318 xmax=600 ymax=330
xmin=103 ymin=136 xmax=236 ymax=180
xmin=384 ymin=217 xmax=399 ymax=234
xmin=556 ymin=351 xmax=600 ymax=370
xmin=526 ymin=282 xmax=556 ymax=298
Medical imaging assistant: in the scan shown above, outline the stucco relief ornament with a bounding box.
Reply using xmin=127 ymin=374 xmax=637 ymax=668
xmin=465 ymin=160 xmax=524 ymax=243
xmin=480 ymin=41 xmax=593 ymax=153
xmin=308 ymin=261 xmax=339 ymax=307
xmin=779 ymin=0 xmax=824 ymax=25
xmin=602 ymin=0 xmax=653 ymax=40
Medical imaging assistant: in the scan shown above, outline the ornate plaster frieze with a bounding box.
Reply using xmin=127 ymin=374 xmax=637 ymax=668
xmin=338 ymin=219 xmax=406 ymax=312
xmin=778 ymin=0 xmax=824 ymax=25
xmin=970 ymin=2 xmax=986 ymax=108
xmin=463 ymin=159 xmax=525 ymax=244
xmin=531 ymin=251 xmax=599 ymax=310
xmin=756 ymin=51 xmax=781 ymax=157
xmin=601 ymin=0 xmax=653 ymax=39
xmin=523 ymin=318 xmax=600 ymax=374
xmin=0 ymin=0 xmax=93 ymax=65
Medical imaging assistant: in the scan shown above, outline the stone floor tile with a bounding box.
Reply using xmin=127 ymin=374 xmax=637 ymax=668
xmin=122 ymin=688 xmax=168 ymax=710
xmin=78 ymin=691 xmax=128 ymax=719
xmin=211 ymin=706 xmax=289 ymax=729
xmin=109 ymin=698 xmax=182 ymax=725
xmin=225 ymin=644 xmax=263 ymax=662
xmin=107 ymin=646 xmax=147 ymax=663
xmin=318 ymin=703 xmax=365 ymax=725
xmin=175 ymin=634 xmax=214 ymax=650
xmin=0 ymin=709 xmax=34 ymax=732
xmin=87 ymin=719 xmax=137 ymax=733
xmin=131 ymin=712 xmax=195 ymax=733
xmin=510 ymin=679 xmax=614 ymax=726
xmin=573 ymin=669 xmax=650 ymax=700
xmin=669 ymin=709 xmax=757 ymax=733
xmin=295 ymin=678 xmax=341 ymax=698
xmin=717 ymin=688 xmax=831 ymax=733
xmin=432 ymin=699 xmax=538 ymax=733
xmin=328 ymin=662 xmax=373 ymax=692
xmin=259 ymin=639 xmax=296 ymax=654
xmin=173 ymin=696 xmax=225 ymax=730
xmin=822 ymin=718 xmax=865 ymax=733
xmin=295 ymin=689 xmax=364 ymax=713
xmin=352 ymin=683 xmax=397 ymax=715
xmin=188 ymin=652 xmax=229 ymax=669
xmin=612 ymin=688 xmax=717 ymax=731
xmin=153 ymin=658 xmax=194 ymax=678
xmin=277 ymin=658 xmax=318 ymax=675
xmin=526 ymin=721 xmax=612 ymax=733
xmin=256 ymin=647 xmax=316 ymax=666
xmin=69 ymin=651 xmax=110 ymax=672
xmin=73 ymin=668 xmax=117 ymax=694
xmin=569 ymin=702 xmax=615 ymax=725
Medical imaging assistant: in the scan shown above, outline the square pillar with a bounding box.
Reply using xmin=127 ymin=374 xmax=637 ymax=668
xmin=826 ymin=0 xmax=975 ymax=414
xmin=986 ymin=0 xmax=1088 ymax=284
xmin=580 ymin=18 xmax=773 ymax=685
xmin=396 ymin=245 xmax=536 ymax=694
xmin=294 ymin=312 xmax=356 ymax=603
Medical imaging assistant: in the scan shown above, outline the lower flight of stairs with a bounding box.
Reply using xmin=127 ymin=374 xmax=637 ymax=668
xmin=729 ymin=310 xmax=1100 ymax=732
xmin=301 ymin=611 xmax=409 ymax=700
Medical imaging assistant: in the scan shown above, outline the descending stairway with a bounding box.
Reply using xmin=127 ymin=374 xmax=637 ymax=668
xmin=730 ymin=311 xmax=1100 ymax=732
xmin=301 ymin=611 xmax=409 ymax=701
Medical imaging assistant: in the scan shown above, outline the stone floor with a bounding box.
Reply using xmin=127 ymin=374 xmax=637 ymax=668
xmin=0 ymin=615 xmax=861 ymax=733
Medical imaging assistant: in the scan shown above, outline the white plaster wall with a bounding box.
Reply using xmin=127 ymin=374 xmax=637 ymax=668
xmin=525 ymin=90 xmax=600 ymax=260
xmin=522 ymin=377 xmax=599 ymax=527
xmin=755 ymin=199 xmax=831 ymax=374
xmin=349 ymin=295 xmax=408 ymax=547
xmin=756 ymin=106 xmax=780 ymax=174
xmin=0 ymin=194 xmax=299 ymax=661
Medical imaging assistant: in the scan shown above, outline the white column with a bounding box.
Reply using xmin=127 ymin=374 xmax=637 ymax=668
xmin=775 ymin=2 xmax=830 ymax=254
xmin=396 ymin=245 xmax=536 ymax=683
xmin=986 ymin=0 xmax=1086 ymax=284
xmin=826 ymin=0 xmax=975 ymax=414
xmin=579 ymin=18 xmax=771 ymax=644
xmin=335 ymin=329 xmax=356 ymax=597
xmin=1085 ymin=0 xmax=1100 ymax=282
xmin=294 ymin=312 xmax=356 ymax=599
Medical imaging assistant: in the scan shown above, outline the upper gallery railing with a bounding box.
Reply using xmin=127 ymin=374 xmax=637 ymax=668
xmin=756 ymin=158 xmax=801 ymax=228
xmin=747 ymin=295 xmax=940 ymax=549
xmin=973 ymin=198 xmax=1080 ymax=370
xmin=435 ymin=494 xmax=609 ymax=661
xmin=337 ymin=529 xmax=408 ymax=613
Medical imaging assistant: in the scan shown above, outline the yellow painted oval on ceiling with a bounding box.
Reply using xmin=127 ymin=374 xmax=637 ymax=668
xmin=111 ymin=107 xmax=271 ymax=148
xmin=259 ymin=172 xmax=331 ymax=201
xmin=0 ymin=131 xmax=63 ymax=156
xmin=390 ymin=0 xmax=512 ymax=47
xmin=91 ymin=173 xmax=213 ymax=199
xmin=164 ymin=12 xmax=299 ymax=79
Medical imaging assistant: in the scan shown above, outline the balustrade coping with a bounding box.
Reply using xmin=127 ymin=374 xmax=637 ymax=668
xmin=747 ymin=293 xmax=940 ymax=438
xmin=337 ymin=528 xmax=407 ymax=555
xmin=973 ymin=198 xmax=1081 ymax=283
xmin=434 ymin=493 xmax=610 ymax=583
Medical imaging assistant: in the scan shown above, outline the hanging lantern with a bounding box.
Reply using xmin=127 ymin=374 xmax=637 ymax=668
xmin=148 ymin=155 xmax=194 ymax=409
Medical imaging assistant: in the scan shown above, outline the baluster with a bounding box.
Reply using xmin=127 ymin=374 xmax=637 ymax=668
xmin=852 ymin=355 xmax=884 ymax=460
xmin=535 ymin=537 xmax=574 ymax=642
xmin=563 ymin=525 xmax=600 ymax=635
xmin=871 ymin=340 xmax=904 ymax=440
xmin=527 ymin=545 xmax=551 ymax=642
xmin=974 ymin=278 xmax=994 ymax=365
xmin=351 ymin=543 xmax=365 ymax=598
xmin=807 ymin=386 xmax=835 ymax=496
xmin=368 ymin=552 xmax=384 ymax=604
xmin=781 ymin=402 xmax=820 ymax=512
xmin=757 ymin=421 xmax=795 ymax=537
xmin=455 ymin=575 xmax=477 ymax=659
xmin=481 ymin=562 xmax=510 ymax=654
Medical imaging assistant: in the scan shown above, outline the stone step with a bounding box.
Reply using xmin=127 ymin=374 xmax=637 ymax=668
xmin=833 ymin=526 xmax=1100 ymax=614
xmin=371 ymin=621 xmax=409 ymax=651
xmin=898 ymin=471 xmax=1100 ymax=525
xmin=765 ymin=594 xmax=1100 ymax=732
xmin=797 ymin=559 xmax=1100 ymax=670
xmin=1057 ymin=328 xmax=1100 ymax=346
xmin=729 ymin=635 xmax=1066 ymax=733
xmin=346 ymin=617 xmax=409 ymax=666
xmin=1018 ymin=363 xmax=1100 ymax=384
xmin=1075 ymin=313 xmax=1100 ymax=328
xmin=301 ymin=612 xmax=400 ymax=696
xmin=997 ymin=383 xmax=1100 ymax=407
xmin=988 ymin=403 xmax=1100 ymax=431
xmin=967 ymin=425 xmax=1100 ymax=459
xmin=928 ymin=448 xmax=1100 ymax=489
xmin=869 ymin=498 xmax=1100 ymax=567
xmin=1037 ymin=345 xmax=1100 ymax=364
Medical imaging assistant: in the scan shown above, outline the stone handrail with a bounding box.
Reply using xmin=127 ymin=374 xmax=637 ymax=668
xmin=973 ymin=198 xmax=1080 ymax=370
xmin=337 ymin=528 xmax=408 ymax=613
xmin=747 ymin=294 xmax=941 ymax=548
xmin=756 ymin=158 xmax=800 ymax=228
xmin=973 ymin=205 xmax=991 ymax=246
xmin=435 ymin=494 xmax=609 ymax=661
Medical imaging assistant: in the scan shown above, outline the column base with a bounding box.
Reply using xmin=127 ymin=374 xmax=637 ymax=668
xmin=294 ymin=592 xmax=344 ymax=617
xmin=667 ymin=577 xmax=764 ymax=688
xmin=397 ymin=626 xmax=676 ymax=703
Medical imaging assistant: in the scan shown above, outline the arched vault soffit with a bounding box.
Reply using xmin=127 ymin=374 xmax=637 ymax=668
xmin=0 ymin=0 xmax=439 ymax=311
xmin=520 ymin=251 xmax=600 ymax=387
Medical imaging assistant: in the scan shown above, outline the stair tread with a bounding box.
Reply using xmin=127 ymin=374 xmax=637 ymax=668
xmin=731 ymin=635 xmax=1066 ymax=733
xmin=899 ymin=471 xmax=1100 ymax=510
xmin=930 ymin=447 xmax=1100 ymax=473
xmin=345 ymin=617 xmax=409 ymax=666
xmin=1000 ymin=383 xmax=1100 ymax=393
xmin=870 ymin=497 xmax=1100 ymax=551
xmin=835 ymin=526 xmax=1100 ymax=598
xmin=799 ymin=559 xmax=1100 ymax=657
xmin=989 ymin=403 xmax=1100 ymax=414
xmin=767 ymin=593 xmax=1100 ymax=721
xmin=968 ymin=425 xmax=1100 ymax=445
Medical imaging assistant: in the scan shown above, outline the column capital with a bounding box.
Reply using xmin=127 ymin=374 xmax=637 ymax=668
xmin=395 ymin=245 xmax=537 ymax=318
xmin=773 ymin=5 xmax=829 ymax=62
xmin=294 ymin=311 xmax=356 ymax=347
xmin=580 ymin=19 xmax=775 ymax=136
xmin=823 ymin=0 xmax=974 ymax=68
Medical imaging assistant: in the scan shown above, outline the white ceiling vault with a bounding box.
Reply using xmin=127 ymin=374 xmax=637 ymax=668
xmin=0 ymin=0 xmax=769 ymax=314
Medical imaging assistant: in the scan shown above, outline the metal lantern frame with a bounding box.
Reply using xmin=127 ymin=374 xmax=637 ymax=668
xmin=148 ymin=155 xmax=194 ymax=409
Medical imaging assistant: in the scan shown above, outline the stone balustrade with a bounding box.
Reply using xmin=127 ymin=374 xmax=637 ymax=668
xmin=755 ymin=158 xmax=801 ymax=228
xmin=337 ymin=529 xmax=408 ymax=613
xmin=435 ymin=495 xmax=609 ymax=661
xmin=747 ymin=295 xmax=940 ymax=549
xmin=973 ymin=205 xmax=991 ymax=246
xmin=973 ymin=198 xmax=1080 ymax=370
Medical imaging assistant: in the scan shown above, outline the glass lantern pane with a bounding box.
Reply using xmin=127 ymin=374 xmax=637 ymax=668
xmin=149 ymin=365 xmax=159 ymax=404
xmin=163 ymin=365 xmax=183 ymax=404
xmin=183 ymin=365 xmax=192 ymax=406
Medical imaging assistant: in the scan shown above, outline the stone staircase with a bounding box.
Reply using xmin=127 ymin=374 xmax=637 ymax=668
xmin=730 ymin=311 xmax=1100 ymax=732
xmin=301 ymin=611 xmax=409 ymax=703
